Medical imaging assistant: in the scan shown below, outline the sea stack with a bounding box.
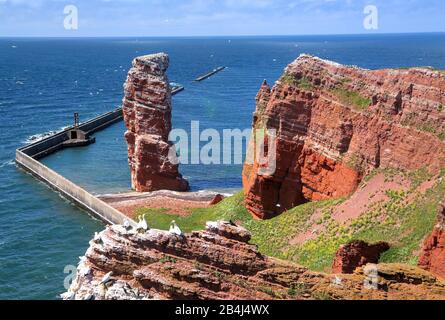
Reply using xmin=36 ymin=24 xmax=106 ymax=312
xmin=122 ymin=53 xmax=189 ymax=192
xmin=243 ymin=54 xmax=445 ymax=219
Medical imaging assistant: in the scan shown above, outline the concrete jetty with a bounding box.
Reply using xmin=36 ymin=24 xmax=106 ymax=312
xmin=19 ymin=108 xmax=123 ymax=160
xmin=171 ymin=85 xmax=185 ymax=95
xmin=194 ymin=66 xmax=226 ymax=82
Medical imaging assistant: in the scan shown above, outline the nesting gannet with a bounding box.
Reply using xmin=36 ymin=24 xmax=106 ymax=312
xmin=60 ymin=291 xmax=75 ymax=300
xmin=169 ymin=220 xmax=182 ymax=236
xmin=123 ymin=219 xmax=132 ymax=231
xmin=99 ymin=271 xmax=113 ymax=285
xmin=136 ymin=216 xmax=149 ymax=233
xmin=93 ymin=232 xmax=102 ymax=244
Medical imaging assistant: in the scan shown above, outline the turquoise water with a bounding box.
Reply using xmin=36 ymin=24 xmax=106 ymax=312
xmin=1 ymin=34 xmax=445 ymax=299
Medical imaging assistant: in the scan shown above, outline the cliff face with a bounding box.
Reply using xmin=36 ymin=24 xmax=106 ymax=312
xmin=122 ymin=53 xmax=189 ymax=192
xmin=332 ymin=240 xmax=389 ymax=274
xmin=243 ymin=55 xmax=445 ymax=219
xmin=63 ymin=221 xmax=445 ymax=300
xmin=419 ymin=200 xmax=445 ymax=278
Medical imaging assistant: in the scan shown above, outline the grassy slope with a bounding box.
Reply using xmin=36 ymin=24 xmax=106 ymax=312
xmin=137 ymin=169 xmax=444 ymax=273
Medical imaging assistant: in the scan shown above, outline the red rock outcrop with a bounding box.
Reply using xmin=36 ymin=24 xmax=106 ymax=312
xmin=209 ymin=194 xmax=224 ymax=205
xmin=63 ymin=221 xmax=445 ymax=300
xmin=419 ymin=200 xmax=445 ymax=278
xmin=243 ymin=54 xmax=445 ymax=219
xmin=122 ymin=53 xmax=189 ymax=192
xmin=332 ymin=240 xmax=390 ymax=274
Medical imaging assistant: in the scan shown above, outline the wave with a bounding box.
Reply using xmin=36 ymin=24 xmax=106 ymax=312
xmin=0 ymin=160 xmax=14 ymax=168
xmin=22 ymin=126 xmax=70 ymax=144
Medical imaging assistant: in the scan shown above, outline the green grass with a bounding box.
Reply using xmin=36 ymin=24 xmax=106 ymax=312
xmin=280 ymin=72 xmax=300 ymax=86
xmin=280 ymin=72 xmax=314 ymax=90
xmin=292 ymin=169 xmax=443 ymax=271
xmin=136 ymin=192 xmax=250 ymax=233
xmin=138 ymin=193 xmax=343 ymax=268
xmin=137 ymin=169 xmax=442 ymax=273
xmin=331 ymin=88 xmax=371 ymax=111
xmin=395 ymin=66 xmax=443 ymax=72
xmin=297 ymin=77 xmax=314 ymax=90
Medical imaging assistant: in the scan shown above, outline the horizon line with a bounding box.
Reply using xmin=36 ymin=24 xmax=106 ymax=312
xmin=1 ymin=31 xmax=444 ymax=39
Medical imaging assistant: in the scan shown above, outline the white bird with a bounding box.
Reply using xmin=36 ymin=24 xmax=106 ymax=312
xmin=169 ymin=220 xmax=183 ymax=236
xmin=93 ymin=232 xmax=102 ymax=244
xmin=99 ymin=271 xmax=113 ymax=285
xmin=60 ymin=291 xmax=75 ymax=300
xmin=332 ymin=275 xmax=343 ymax=287
xmin=79 ymin=265 xmax=91 ymax=277
xmin=123 ymin=219 xmax=132 ymax=231
xmin=136 ymin=216 xmax=149 ymax=233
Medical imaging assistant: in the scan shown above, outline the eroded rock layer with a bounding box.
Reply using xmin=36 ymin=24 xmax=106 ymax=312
xmin=63 ymin=221 xmax=445 ymax=300
xmin=419 ymin=200 xmax=445 ymax=278
xmin=243 ymin=55 xmax=445 ymax=219
xmin=122 ymin=53 xmax=188 ymax=192
xmin=332 ymin=240 xmax=390 ymax=274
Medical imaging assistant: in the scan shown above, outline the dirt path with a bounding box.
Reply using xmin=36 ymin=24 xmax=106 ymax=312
xmin=99 ymin=190 xmax=233 ymax=218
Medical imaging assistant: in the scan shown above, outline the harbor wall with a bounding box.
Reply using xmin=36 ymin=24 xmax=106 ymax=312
xmin=16 ymin=150 xmax=134 ymax=226
xmin=19 ymin=108 xmax=123 ymax=159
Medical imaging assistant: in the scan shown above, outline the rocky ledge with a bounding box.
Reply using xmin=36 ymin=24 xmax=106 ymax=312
xmin=122 ymin=53 xmax=188 ymax=192
xmin=243 ymin=54 xmax=445 ymax=219
xmin=63 ymin=221 xmax=445 ymax=300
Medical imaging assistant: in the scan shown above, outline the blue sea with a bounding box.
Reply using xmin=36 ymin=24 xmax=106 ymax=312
xmin=1 ymin=34 xmax=445 ymax=300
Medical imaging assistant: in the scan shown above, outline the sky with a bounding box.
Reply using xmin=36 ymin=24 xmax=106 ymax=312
xmin=0 ymin=0 xmax=444 ymax=37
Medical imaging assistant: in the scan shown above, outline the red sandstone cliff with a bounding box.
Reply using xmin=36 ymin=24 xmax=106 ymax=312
xmin=419 ymin=200 xmax=445 ymax=278
xmin=243 ymin=54 xmax=445 ymax=219
xmin=122 ymin=53 xmax=189 ymax=192
xmin=63 ymin=221 xmax=445 ymax=300
xmin=332 ymin=240 xmax=389 ymax=274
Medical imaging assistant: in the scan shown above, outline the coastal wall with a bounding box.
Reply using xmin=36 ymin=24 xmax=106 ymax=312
xmin=20 ymin=108 xmax=123 ymax=159
xmin=16 ymin=150 xmax=134 ymax=226
xmin=15 ymin=107 xmax=135 ymax=226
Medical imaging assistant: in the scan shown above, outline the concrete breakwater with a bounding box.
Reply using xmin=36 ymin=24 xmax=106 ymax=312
xmin=16 ymin=151 xmax=133 ymax=226
xmin=194 ymin=66 xmax=226 ymax=81
xmin=16 ymin=107 xmax=135 ymax=226
xmin=19 ymin=108 xmax=123 ymax=160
